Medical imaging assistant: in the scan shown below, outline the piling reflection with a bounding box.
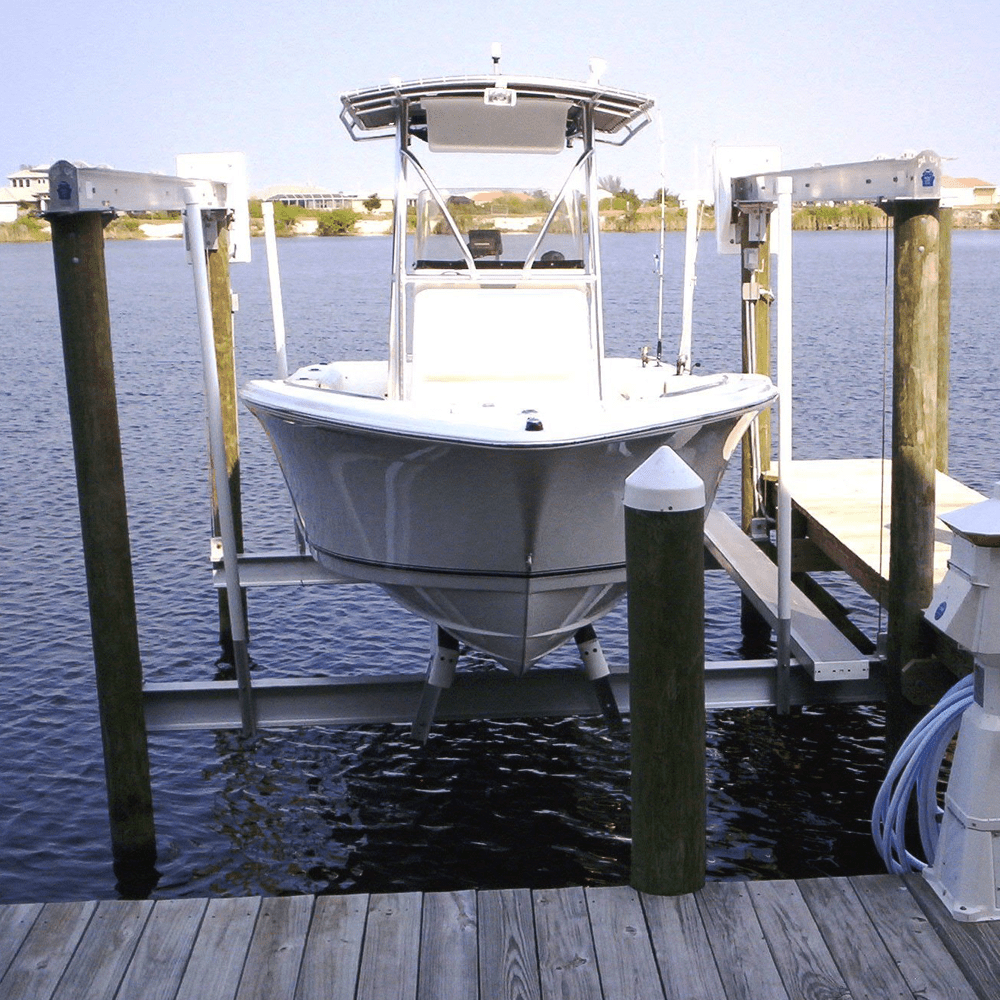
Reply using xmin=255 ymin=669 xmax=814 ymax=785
xmin=174 ymin=700 xmax=886 ymax=898
xmin=706 ymin=704 xmax=887 ymax=879
xmin=113 ymin=849 xmax=161 ymax=900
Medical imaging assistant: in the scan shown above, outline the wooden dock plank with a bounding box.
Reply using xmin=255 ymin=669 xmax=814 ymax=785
xmin=641 ymin=890 xmax=727 ymax=999
xmin=174 ymin=896 xmax=261 ymax=1000
xmin=532 ymin=886 xmax=602 ymax=1000
xmin=115 ymin=897 xmax=208 ymax=1000
xmin=849 ymin=874 xmax=980 ymax=1000
xmin=0 ymin=902 xmax=43 ymax=983
xmin=50 ymin=899 xmax=152 ymax=1000
xmin=355 ymin=892 xmax=422 ymax=1000
xmin=4 ymin=875 xmax=1000 ymax=1000
xmin=295 ymin=893 xmax=367 ymax=1000
xmin=696 ymin=881 xmax=791 ymax=1000
xmin=779 ymin=460 xmax=984 ymax=602
xmin=745 ymin=879 xmax=850 ymax=1000
xmin=235 ymin=894 xmax=314 ymax=1000
xmin=417 ymin=890 xmax=478 ymax=1000
xmin=903 ymin=873 xmax=1000 ymax=1000
xmin=0 ymin=900 xmax=96 ymax=1000
xmin=478 ymin=888 xmax=541 ymax=1000
xmin=798 ymin=875 xmax=914 ymax=999
xmin=584 ymin=885 xmax=664 ymax=1000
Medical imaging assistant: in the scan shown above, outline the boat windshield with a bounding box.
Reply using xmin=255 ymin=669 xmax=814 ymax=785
xmin=409 ymin=185 xmax=587 ymax=271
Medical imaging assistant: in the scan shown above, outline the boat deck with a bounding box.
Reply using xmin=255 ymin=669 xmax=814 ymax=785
xmin=3 ymin=874 xmax=999 ymax=999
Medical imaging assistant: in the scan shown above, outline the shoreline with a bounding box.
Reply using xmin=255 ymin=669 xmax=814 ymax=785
xmin=1 ymin=206 xmax=997 ymax=244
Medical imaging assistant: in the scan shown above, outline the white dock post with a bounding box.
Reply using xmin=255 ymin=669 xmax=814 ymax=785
xmin=184 ymin=194 xmax=256 ymax=736
xmin=676 ymin=193 xmax=699 ymax=373
xmin=774 ymin=176 xmax=794 ymax=712
xmin=261 ymin=201 xmax=290 ymax=379
xmin=625 ymin=447 xmax=706 ymax=896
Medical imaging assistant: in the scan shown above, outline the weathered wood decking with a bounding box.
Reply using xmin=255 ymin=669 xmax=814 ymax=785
xmin=3 ymin=874 xmax=999 ymax=999
xmin=777 ymin=459 xmax=985 ymax=604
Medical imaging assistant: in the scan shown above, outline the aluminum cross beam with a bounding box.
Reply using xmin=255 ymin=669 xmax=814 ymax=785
xmin=733 ymin=150 xmax=942 ymax=205
xmin=143 ymin=660 xmax=886 ymax=732
xmin=45 ymin=161 xmax=228 ymax=214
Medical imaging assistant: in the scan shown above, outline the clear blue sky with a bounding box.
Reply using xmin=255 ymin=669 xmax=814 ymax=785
xmin=5 ymin=0 xmax=997 ymax=198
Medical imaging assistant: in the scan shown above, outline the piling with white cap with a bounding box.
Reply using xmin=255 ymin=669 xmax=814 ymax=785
xmin=624 ymin=446 xmax=706 ymax=896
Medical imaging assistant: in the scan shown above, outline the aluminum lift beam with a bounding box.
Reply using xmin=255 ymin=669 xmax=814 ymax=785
xmin=45 ymin=161 xmax=228 ymax=214
xmin=732 ymin=150 xmax=942 ymax=205
xmin=143 ymin=659 xmax=885 ymax=733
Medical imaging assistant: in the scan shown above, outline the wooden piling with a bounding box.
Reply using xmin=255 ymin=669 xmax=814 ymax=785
xmin=936 ymin=207 xmax=952 ymax=474
xmin=739 ymin=212 xmax=773 ymax=528
xmin=738 ymin=211 xmax=774 ymax=651
xmin=206 ymin=225 xmax=247 ymax=662
xmin=885 ymin=199 xmax=940 ymax=760
xmin=49 ymin=211 xmax=157 ymax=876
xmin=625 ymin=448 xmax=706 ymax=896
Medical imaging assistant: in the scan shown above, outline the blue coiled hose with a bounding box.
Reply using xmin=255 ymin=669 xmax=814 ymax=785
xmin=871 ymin=673 xmax=975 ymax=873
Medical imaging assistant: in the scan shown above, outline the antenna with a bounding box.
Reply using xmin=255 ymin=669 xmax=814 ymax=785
xmin=588 ymin=57 xmax=607 ymax=84
xmin=491 ymin=42 xmax=502 ymax=75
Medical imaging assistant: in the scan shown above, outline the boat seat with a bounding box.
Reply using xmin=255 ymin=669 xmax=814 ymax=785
xmin=408 ymin=285 xmax=598 ymax=403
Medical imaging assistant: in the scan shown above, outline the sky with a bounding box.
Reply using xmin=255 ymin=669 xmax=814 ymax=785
xmin=4 ymin=0 xmax=997 ymax=200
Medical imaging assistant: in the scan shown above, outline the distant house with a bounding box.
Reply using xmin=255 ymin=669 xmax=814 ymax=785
xmin=2 ymin=165 xmax=50 ymax=219
xmin=258 ymin=184 xmax=359 ymax=211
xmin=941 ymin=176 xmax=997 ymax=207
xmin=0 ymin=188 xmax=20 ymax=222
xmin=8 ymin=165 xmax=49 ymax=196
xmin=257 ymin=185 xmax=394 ymax=214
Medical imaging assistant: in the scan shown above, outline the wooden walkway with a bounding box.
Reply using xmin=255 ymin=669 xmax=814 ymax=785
xmin=777 ymin=459 xmax=985 ymax=603
xmin=3 ymin=874 xmax=999 ymax=999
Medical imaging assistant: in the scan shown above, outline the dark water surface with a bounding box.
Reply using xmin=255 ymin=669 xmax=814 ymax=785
xmin=2 ymin=230 xmax=997 ymax=903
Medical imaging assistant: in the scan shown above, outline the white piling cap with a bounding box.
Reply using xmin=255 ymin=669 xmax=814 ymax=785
xmin=939 ymin=481 xmax=1000 ymax=547
xmin=624 ymin=446 xmax=705 ymax=512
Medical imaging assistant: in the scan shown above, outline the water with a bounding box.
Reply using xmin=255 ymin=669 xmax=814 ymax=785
xmin=1 ymin=230 xmax=997 ymax=903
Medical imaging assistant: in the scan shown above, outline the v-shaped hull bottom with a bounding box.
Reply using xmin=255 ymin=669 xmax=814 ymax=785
xmin=369 ymin=564 xmax=622 ymax=677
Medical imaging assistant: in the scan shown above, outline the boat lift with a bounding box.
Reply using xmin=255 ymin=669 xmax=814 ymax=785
xmin=709 ymin=149 xmax=945 ymax=712
xmin=44 ymin=150 xmax=951 ymax=740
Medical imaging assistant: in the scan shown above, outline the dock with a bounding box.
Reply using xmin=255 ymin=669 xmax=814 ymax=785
xmin=777 ymin=458 xmax=986 ymax=603
xmin=3 ymin=874 xmax=999 ymax=999
xmin=705 ymin=458 xmax=985 ymax=678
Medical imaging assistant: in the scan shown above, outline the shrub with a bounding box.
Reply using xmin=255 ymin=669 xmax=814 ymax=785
xmin=316 ymin=209 xmax=359 ymax=236
xmin=0 ymin=215 xmax=49 ymax=242
xmin=269 ymin=201 xmax=305 ymax=235
xmin=649 ymin=188 xmax=680 ymax=208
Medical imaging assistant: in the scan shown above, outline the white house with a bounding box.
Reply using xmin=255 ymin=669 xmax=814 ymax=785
xmin=7 ymin=165 xmax=49 ymax=199
xmin=2 ymin=165 xmax=50 ymax=220
xmin=941 ymin=176 xmax=997 ymax=207
xmin=0 ymin=188 xmax=20 ymax=222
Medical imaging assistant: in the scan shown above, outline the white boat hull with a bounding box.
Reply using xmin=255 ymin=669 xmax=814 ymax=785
xmin=244 ymin=366 xmax=776 ymax=673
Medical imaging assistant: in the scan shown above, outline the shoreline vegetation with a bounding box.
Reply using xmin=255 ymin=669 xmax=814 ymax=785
xmin=2 ymin=198 xmax=998 ymax=244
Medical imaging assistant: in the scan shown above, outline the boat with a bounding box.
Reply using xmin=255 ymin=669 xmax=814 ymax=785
xmin=241 ymin=59 xmax=777 ymax=713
